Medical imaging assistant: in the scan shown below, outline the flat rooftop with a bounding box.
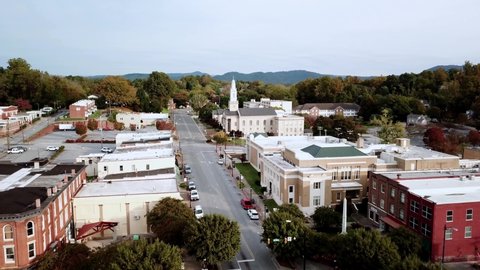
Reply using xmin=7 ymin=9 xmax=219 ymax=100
xmin=100 ymin=148 xmax=173 ymax=162
xmin=75 ymin=178 xmax=179 ymax=197
xmin=115 ymin=131 xmax=172 ymax=144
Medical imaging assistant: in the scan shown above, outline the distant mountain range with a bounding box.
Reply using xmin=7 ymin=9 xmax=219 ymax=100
xmin=86 ymin=65 xmax=463 ymax=85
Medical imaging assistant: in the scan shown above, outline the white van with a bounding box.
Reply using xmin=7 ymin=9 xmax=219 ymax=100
xmin=194 ymin=205 xmax=204 ymax=219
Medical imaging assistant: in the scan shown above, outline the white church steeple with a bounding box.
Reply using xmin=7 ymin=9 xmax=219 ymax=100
xmin=228 ymin=78 xmax=238 ymax=111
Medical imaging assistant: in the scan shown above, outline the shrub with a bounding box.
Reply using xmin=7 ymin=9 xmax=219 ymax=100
xmin=75 ymin=123 xmax=87 ymax=135
xmin=87 ymin=119 xmax=98 ymax=131
xmin=114 ymin=122 xmax=124 ymax=130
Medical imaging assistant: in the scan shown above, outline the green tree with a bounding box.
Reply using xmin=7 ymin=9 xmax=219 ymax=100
xmin=88 ymin=239 xmax=182 ymax=270
xmin=190 ymin=93 xmax=209 ymax=112
xmin=184 ymin=214 xmax=240 ymax=266
xmin=144 ymin=71 xmax=177 ymax=111
xmin=277 ymin=204 xmax=305 ymax=220
xmin=387 ymin=227 xmax=423 ymax=259
xmin=337 ymin=228 xmax=400 ymax=270
xmin=213 ymin=131 xmax=228 ymax=145
xmin=147 ymin=198 xmax=195 ymax=246
xmin=36 ymin=243 xmax=91 ymax=270
xmin=311 ymin=206 xmax=342 ymax=232
xmin=371 ymin=109 xmax=406 ymax=143
xmin=95 ymin=76 xmax=138 ymax=106
xmin=396 ymin=255 xmax=440 ymax=270
xmin=261 ymin=211 xmax=304 ymax=260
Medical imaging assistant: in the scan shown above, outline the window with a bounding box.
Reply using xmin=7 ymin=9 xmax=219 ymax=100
xmin=313 ymin=182 xmax=321 ymax=189
xmin=446 ymin=210 xmax=453 ymax=222
xmin=372 ymin=194 xmax=376 ymax=205
xmin=28 ymin=242 xmax=35 ymax=259
xmin=3 ymin=225 xmax=13 ymax=241
xmin=389 ymin=204 xmax=395 ymax=214
xmin=390 ymin=188 xmax=396 ymax=198
xmin=119 ymin=165 xmax=123 ymax=171
xmin=336 ymin=193 xmax=341 ymax=201
xmin=4 ymin=246 xmax=14 ymax=262
xmin=27 ymin=221 xmax=34 ymax=236
xmin=465 ymin=226 xmax=472 ymax=238
xmin=409 ymin=217 xmax=418 ymax=229
xmin=380 ymin=199 xmax=385 ymax=209
xmin=421 ymin=223 xmax=431 ymax=237
xmin=422 ymin=206 xmax=432 ymax=220
xmin=380 ymin=184 xmax=385 ymax=193
xmin=400 ymin=192 xmax=405 ymax=203
xmin=146 ymin=164 xmax=150 ymax=170
xmin=372 ymin=180 xmax=376 ymax=189
xmin=354 ymin=166 xmax=360 ymax=180
xmin=445 ymin=228 xmax=453 ymax=240
xmin=256 ymin=120 xmax=259 ymax=125
xmin=289 ymin=186 xmax=294 ymax=192
xmin=104 ymin=166 xmax=107 ymax=172
xmin=410 ymin=201 xmax=419 ymax=213
xmin=313 ymin=196 xmax=321 ymax=206
xmin=466 ymin=209 xmax=473 ymax=220
xmin=88 ymin=159 xmax=92 ymax=165
xmin=399 ymin=209 xmax=405 ymax=220
xmin=249 ymin=120 xmax=252 ymax=125
xmin=288 ymin=198 xmax=293 ymax=203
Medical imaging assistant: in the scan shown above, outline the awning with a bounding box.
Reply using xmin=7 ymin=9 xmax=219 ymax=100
xmin=381 ymin=216 xmax=402 ymax=229
xmin=76 ymin=221 xmax=118 ymax=240
xmin=331 ymin=181 xmax=363 ymax=191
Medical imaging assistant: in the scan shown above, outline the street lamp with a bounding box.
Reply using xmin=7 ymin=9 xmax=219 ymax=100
xmin=441 ymin=224 xmax=458 ymax=270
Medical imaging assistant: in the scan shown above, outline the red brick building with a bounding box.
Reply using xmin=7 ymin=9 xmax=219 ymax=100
xmin=0 ymin=106 xmax=18 ymax=119
xmin=0 ymin=164 xmax=86 ymax=269
xmin=369 ymin=170 xmax=480 ymax=262
xmin=69 ymin=99 xmax=97 ymax=119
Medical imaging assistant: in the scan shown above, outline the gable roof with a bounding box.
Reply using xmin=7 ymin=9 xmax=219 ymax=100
xmin=301 ymin=145 xmax=366 ymax=158
xmin=238 ymin=108 xmax=277 ymax=116
xmin=294 ymin=103 xmax=360 ymax=111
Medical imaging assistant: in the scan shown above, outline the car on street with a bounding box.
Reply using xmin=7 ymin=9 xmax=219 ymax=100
xmin=190 ymin=190 xmax=200 ymax=201
xmin=188 ymin=181 xmax=196 ymax=191
xmin=101 ymin=147 xmax=114 ymax=153
xmin=217 ymin=158 xmax=224 ymax=165
xmin=46 ymin=146 xmax=60 ymax=151
xmin=184 ymin=164 xmax=192 ymax=174
xmin=7 ymin=147 xmax=25 ymax=154
xmin=241 ymin=198 xmax=255 ymax=210
xmin=194 ymin=205 xmax=204 ymax=219
xmin=247 ymin=209 xmax=259 ymax=220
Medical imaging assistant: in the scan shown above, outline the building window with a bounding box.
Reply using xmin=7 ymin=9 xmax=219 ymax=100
xmin=380 ymin=199 xmax=385 ymax=209
xmin=3 ymin=225 xmax=13 ymax=241
xmin=465 ymin=226 xmax=472 ymax=238
xmin=26 ymin=221 xmax=34 ymax=236
xmin=409 ymin=217 xmax=418 ymax=229
xmin=89 ymin=159 xmax=93 ymax=164
xmin=313 ymin=182 xmax=321 ymax=189
xmin=372 ymin=194 xmax=376 ymax=205
xmin=372 ymin=180 xmax=376 ymax=189
xmin=380 ymin=184 xmax=385 ymax=193
xmin=400 ymin=192 xmax=405 ymax=203
xmin=249 ymin=120 xmax=252 ymax=125
xmin=399 ymin=209 xmax=405 ymax=220
xmin=256 ymin=120 xmax=259 ymax=125
xmin=4 ymin=246 xmax=14 ymax=262
xmin=146 ymin=164 xmax=150 ymax=170
xmin=466 ymin=209 xmax=473 ymax=220
xmin=28 ymin=241 xmax=35 ymax=259
xmin=288 ymin=198 xmax=293 ymax=203
xmin=336 ymin=192 xmax=341 ymax=201
xmin=354 ymin=166 xmax=360 ymax=180
xmin=445 ymin=228 xmax=453 ymax=240
xmin=389 ymin=204 xmax=395 ymax=214
xmin=313 ymin=196 xmax=321 ymax=206
xmin=410 ymin=201 xmax=419 ymax=213
xmin=421 ymin=223 xmax=431 ymax=237
xmin=446 ymin=210 xmax=453 ymax=222
xmin=289 ymin=186 xmax=294 ymax=192
xmin=119 ymin=165 xmax=123 ymax=171
xmin=104 ymin=166 xmax=107 ymax=172
xmin=422 ymin=206 xmax=432 ymax=220
xmin=390 ymin=188 xmax=396 ymax=198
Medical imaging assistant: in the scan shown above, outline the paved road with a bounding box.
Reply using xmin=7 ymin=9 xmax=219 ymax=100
xmin=174 ymin=110 xmax=277 ymax=270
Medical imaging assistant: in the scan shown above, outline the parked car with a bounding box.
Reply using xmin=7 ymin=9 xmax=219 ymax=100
xmin=217 ymin=158 xmax=224 ymax=165
xmin=184 ymin=164 xmax=192 ymax=174
xmin=194 ymin=205 xmax=204 ymax=219
xmin=188 ymin=181 xmax=196 ymax=191
xmin=247 ymin=209 xmax=259 ymax=220
xmin=101 ymin=147 xmax=114 ymax=153
xmin=190 ymin=190 xmax=200 ymax=201
xmin=241 ymin=198 xmax=255 ymax=210
xmin=7 ymin=147 xmax=25 ymax=154
xmin=46 ymin=146 xmax=60 ymax=151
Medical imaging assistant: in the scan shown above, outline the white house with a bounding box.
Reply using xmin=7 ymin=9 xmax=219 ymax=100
xmin=76 ymin=153 xmax=106 ymax=177
xmin=116 ymin=112 xmax=169 ymax=129
xmin=243 ymin=98 xmax=292 ymax=114
xmin=73 ymin=177 xmax=182 ymax=237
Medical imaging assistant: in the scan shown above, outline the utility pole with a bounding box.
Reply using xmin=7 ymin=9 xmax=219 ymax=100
xmin=6 ymin=118 xmax=10 ymax=150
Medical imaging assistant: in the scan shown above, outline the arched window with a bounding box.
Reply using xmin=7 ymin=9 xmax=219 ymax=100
xmin=3 ymin=225 xmax=13 ymax=240
xmin=26 ymin=221 xmax=34 ymax=236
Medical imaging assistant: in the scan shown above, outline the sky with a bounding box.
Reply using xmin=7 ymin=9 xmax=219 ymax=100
xmin=1 ymin=0 xmax=479 ymax=77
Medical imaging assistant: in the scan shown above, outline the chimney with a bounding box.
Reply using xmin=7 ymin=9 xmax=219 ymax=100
xmin=71 ymin=169 xmax=76 ymax=175
xmin=35 ymin=198 xmax=41 ymax=208
xmin=63 ymin=175 xmax=68 ymax=182
xmin=47 ymin=188 xmax=52 ymax=197
xmin=357 ymin=136 xmax=365 ymax=148
xmin=396 ymin=138 xmax=410 ymax=149
xmin=52 ymin=186 xmax=58 ymax=193
xmin=34 ymin=161 xmax=40 ymax=169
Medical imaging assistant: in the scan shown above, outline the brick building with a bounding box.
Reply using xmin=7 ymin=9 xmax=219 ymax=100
xmin=69 ymin=99 xmax=97 ymax=119
xmin=0 ymin=164 xmax=86 ymax=269
xmin=369 ymin=170 xmax=480 ymax=262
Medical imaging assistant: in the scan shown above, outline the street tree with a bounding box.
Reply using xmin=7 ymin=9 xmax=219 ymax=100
xmin=88 ymin=238 xmax=182 ymax=270
xmin=144 ymin=71 xmax=177 ymax=111
xmin=36 ymin=243 xmax=91 ymax=270
xmin=213 ymin=131 xmax=228 ymax=151
xmin=261 ymin=211 xmax=304 ymax=260
xmin=147 ymin=198 xmax=195 ymax=246
xmin=75 ymin=123 xmax=87 ymax=136
xmin=277 ymin=204 xmax=305 ymax=220
xmin=190 ymin=93 xmax=209 ymax=112
xmin=387 ymin=227 xmax=423 ymax=259
xmin=311 ymin=206 xmax=342 ymax=233
xmin=95 ymin=76 xmax=138 ymax=106
xmin=87 ymin=119 xmax=98 ymax=131
xmin=184 ymin=214 xmax=240 ymax=266
xmin=371 ymin=109 xmax=406 ymax=143
xmin=337 ymin=228 xmax=400 ymax=270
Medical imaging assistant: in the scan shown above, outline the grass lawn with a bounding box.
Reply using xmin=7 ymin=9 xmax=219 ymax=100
xmin=263 ymin=199 xmax=279 ymax=212
xmin=88 ymin=110 xmax=102 ymax=119
xmin=235 ymin=163 xmax=262 ymax=194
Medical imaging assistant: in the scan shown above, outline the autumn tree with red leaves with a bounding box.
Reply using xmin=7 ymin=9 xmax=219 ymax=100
xmin=156 ymin=120 xmax=175 ymax=131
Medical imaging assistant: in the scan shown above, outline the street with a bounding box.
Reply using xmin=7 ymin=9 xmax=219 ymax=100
xmin=174 ymin=110 xmax=277 ymax=270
